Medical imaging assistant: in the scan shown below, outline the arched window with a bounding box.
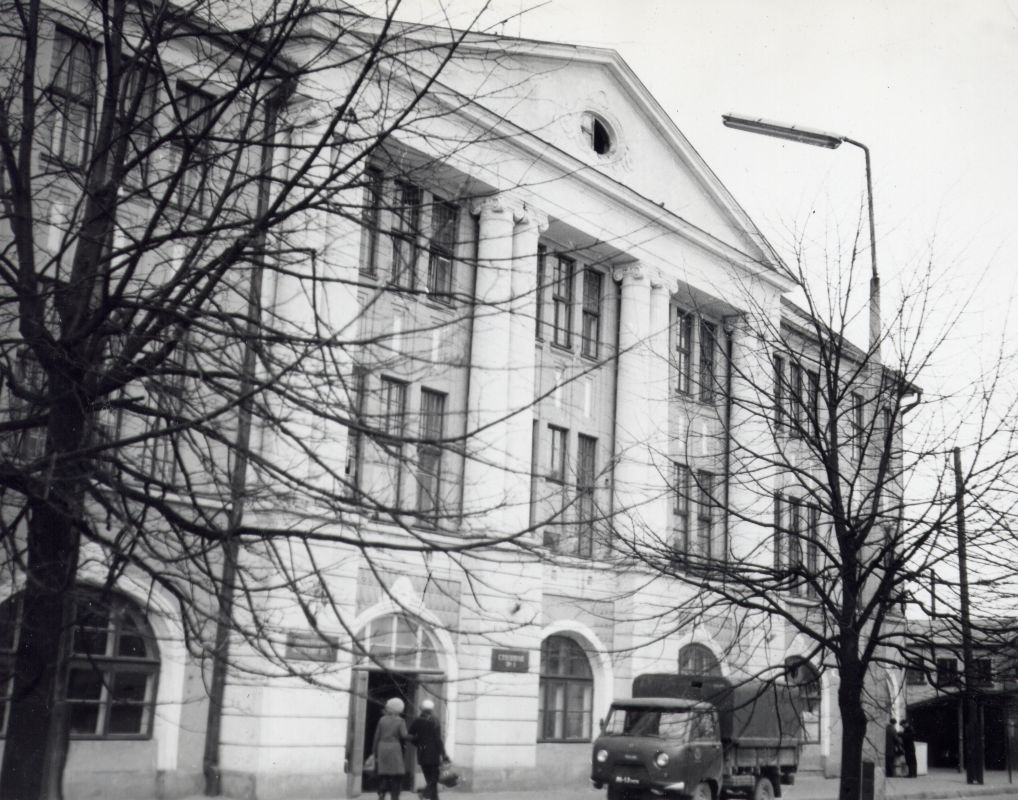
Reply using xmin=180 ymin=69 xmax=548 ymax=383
xmin=678 ymin=643 xmax=721 ymax=676
xmin=357 ymin=613 xmax=440 ymax=672
xmin=0 ymin=587 xmax=160 ymax=738
xmin=538 ymin=635 xmax=593 ymax=741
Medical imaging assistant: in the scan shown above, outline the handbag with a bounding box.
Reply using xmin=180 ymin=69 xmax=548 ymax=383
xmin=438 ymin=765 xmax=459 ymax=788
xmin=363 ymin=754 xmax=376 ymax=773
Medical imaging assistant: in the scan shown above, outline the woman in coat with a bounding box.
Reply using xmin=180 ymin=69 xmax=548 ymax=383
xmin=373 ymin=697 xmax=410 ymax=800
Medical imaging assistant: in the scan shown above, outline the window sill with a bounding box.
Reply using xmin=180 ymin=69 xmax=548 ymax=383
xmin=536 ymin=738 xmax=592 ymax=745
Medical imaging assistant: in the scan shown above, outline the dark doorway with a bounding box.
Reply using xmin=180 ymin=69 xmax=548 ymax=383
xmin=362 ymin=671 xmax=417 ymax=794
xmin=909 ymin=699 xmax=959 ymax=768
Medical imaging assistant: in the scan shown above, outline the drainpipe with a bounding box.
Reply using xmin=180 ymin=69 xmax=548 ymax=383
xmin=202 ymin=83 xmax=287 ymax=796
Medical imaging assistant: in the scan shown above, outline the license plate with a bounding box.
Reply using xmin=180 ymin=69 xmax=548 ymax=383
xmin=615 ymin=775 xmax=643 ymax=785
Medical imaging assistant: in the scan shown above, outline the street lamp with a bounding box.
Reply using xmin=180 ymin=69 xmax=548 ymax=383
xmin=721 ymin=113 xmax=880 ymax=361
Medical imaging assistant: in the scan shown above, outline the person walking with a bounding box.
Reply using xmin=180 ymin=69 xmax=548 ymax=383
xmin=901 ymin=719 xmax=918 ymax=778
xmin=373 ymin=697 xmax=410 ymax=800
xmin=409 ymin=699 xmax=450 ymax=800
xmin=885 ymin=717 xmax=899 ymax=777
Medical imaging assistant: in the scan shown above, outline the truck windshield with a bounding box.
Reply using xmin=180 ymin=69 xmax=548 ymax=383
xmin=602 ymin=707 xmax=706 ymax=739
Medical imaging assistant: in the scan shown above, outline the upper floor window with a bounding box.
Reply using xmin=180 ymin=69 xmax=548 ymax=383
xmin=535 ymin=245 xmax=547 ymax=339
xmin=936 ymin=657 xmax=959 ymax=687
xmin=8 ymin=349 xmax=47 ymax=461
xmin=427 ymin=199 xmax=458 ymax=302
xmin=547 ymin=425 xmax=567 ymax=483
xmin=47 ymin=29 xmax=99 ymax=166
xmin=551 ymin=257 xmax=574 ymax=348
xmin=972 ymin=657 xmax=993 ymax=686
xmin=173 ymin=83 xmax=216 ymax=214
xmin=774 ymin=493 xmax=820 ymax=598
xmin=675 ymin=310 xmax=693 ymax=396
xmin=693 ymin=469 xmax=718 ymax=561
xmin=391 ymin=181 xmax=421 ymax=288
xmin=416 ymin=388 xmax=446 ymax=523
xmin=0 ymin=588 xmax=159 ymax=738
xmin=581 ymin=269 xmax=603 ymax=359
xmin=575 ymin=434 xmax=598 ymax=558
xmin=851 ymin=392 xmax=866 ymax=462
xmin=379 ymin=376 xmax=408 ymax=508
xmin=359 ymin=166 xmax=384 ymax=277
xmin=116 ymin=62 xmax=160 ymax=185
xmin=698 ymin=320 xmax=717 ymax=403
xmin=905 ymin=659 xmax=927 ymax=686
xmin=672 ymin=462 xmax=691 ymax=555
xmin=774 ymin=354 xmax=786 ymax=431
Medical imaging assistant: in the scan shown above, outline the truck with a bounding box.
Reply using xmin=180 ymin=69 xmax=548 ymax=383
xmin=590 ymin=674 xmax=802 ymax=800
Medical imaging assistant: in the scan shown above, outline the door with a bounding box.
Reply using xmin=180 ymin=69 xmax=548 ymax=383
xmin=346 ymin=670 xmax=369 ymax=798
xmin=361 ymin=671 xmax=418 ymax=795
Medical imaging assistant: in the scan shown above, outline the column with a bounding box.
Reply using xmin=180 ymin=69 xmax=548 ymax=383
xmin=644 ymin=272 xmax=674 ymax=541
xmin=612 ymin=265 xmax=655 ymax=544
xmin=504 ymin=204 xmax=548 ymax=535
xmin=462 ymin=196 xmax=518 ymax=530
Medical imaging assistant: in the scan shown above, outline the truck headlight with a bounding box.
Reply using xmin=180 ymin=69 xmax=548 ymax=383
xmin=654 ymin=752 xmax=670 ymax=768
xmin=596 ymin=749 xmax=609 ymax=763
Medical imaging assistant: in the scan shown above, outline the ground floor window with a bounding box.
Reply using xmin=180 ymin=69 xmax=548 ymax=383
xmin=0 ymin=586 xmax=160 ymax=738
xmin=677 ymin=642 xmax=721 ymax=676
xmin=538 ymin=635 xmax=593 ymax=741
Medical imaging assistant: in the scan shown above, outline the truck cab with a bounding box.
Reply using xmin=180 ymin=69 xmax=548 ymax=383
xmin=591 ymin=697 xmax=723 ymax=800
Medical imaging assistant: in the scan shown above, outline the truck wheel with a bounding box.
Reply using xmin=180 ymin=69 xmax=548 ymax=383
xmin=693 ymin=782 xmax=713 ymax=800
xmin=753 ymin=776 xmax=774 ymax=800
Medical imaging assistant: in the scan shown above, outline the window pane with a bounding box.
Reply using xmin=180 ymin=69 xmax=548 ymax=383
xmin=67 ymin=668 xmax=104 ymax=700
xmin=108 ymin=703 xmax=144 ymax=734
xmin=69 ymin=702 xmax=101 ymax=735
xmin=111 ymin=671 xmax=148 ymax=703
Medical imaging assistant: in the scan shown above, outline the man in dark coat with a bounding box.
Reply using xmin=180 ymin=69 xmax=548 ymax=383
xmin=885 ymin=717 xmax=899 ymax=777
xmin=409 ymin=699 xmax=449 ymax=800
xmin=901 ymin=720 xmax=917 ymax=778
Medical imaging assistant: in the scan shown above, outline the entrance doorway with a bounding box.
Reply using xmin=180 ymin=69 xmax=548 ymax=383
xmin=346 ymin=614 xmax=447 ymax=798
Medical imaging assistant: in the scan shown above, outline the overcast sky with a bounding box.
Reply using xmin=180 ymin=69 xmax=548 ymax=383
xmin=397 ymin=0 xmax=1018 ymax=403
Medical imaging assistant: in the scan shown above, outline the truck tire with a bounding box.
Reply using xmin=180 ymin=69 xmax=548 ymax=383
xmin=753 ymin=776 xmax=774 ymax=800
xmin=693 ymin=782 xmax=714 ymax=800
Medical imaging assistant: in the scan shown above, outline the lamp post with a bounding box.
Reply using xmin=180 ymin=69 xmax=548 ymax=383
xmin=721 ymin=113 xmax=880 ymax=363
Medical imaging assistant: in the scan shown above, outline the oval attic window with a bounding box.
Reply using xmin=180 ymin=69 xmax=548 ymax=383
xmin=583 ymin=113 xmax=614 ymax=155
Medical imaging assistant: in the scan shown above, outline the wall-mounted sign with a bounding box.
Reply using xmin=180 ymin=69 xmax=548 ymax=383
xmin=491 ymin=648 xmax=530 ymax=673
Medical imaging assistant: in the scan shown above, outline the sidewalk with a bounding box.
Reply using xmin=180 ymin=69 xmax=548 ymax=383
xmin=436 ymin=770 xmax=1018 ymax=800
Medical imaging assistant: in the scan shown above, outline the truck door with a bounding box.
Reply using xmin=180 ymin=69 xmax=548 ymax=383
xmin=688 ymin=710 xmax=723 ymax=787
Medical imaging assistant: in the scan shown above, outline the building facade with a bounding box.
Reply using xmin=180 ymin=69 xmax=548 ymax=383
xmin=0 ymin=4 xmax=910 ymax=798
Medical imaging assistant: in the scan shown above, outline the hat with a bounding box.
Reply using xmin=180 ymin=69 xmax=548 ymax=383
xmin=421 ymin=699 xmax=435 ymax=711
xmin=385 ymin=697 xmax=405 ymax=714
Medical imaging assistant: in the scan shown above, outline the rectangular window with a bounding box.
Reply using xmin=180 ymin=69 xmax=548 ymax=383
xmin=851 ymin=392 xmax=866 ymax=462
xmin=117 ymin=62 xmax=160 ymax=184
xmin=10 ymin=350 xmax=47 ymax=460
xmin=936 ymin=657 xmax=959 ymax=687
xmin=806 ymin=502 xmax=820 ymax=597
xmin=672 ymin=463 xmax=691 ymax=555
xmin=529 ymin=419 xmax=540 ymax=529
xmin=359 ymin=167 xmax=383 ymax=276
xmin=346 ymin=367 xmax=368 ymax=493
xmin=905 ymin=659 xmax=927 ymax=686
xmin=694 ymin=470 xmax=715 ymax=560
xmin=575 ymin=435 xmax=597 ymax=558
xmin=773 ymin=492 xmax=784 ymax=570
xmin=774 ymin=354 xmax=785 ymax=431
xmin=807 ymin=369 xmax=820 ymax=438
xmin=676 ymin=310 xmax=693 ymax=396
xmin=535 ymin=245 xmax=547 ymax=339
xmin=972 ymin=657 xmax=993 ymax=686
xmin=551 ymin=257 xmax=574 ymax=348
xmin=173 ymin=84 xmax=216 ymax=214
xmin=580 ymin=270 xmax=603 ymax=359
xmin=427 ymin=199 xmax=458 ymax=301
xmin=48 ymin=29 xmax=99 ymax=165
xmin=789 ymin=363 xmax=803 ymax=437
xmin=416 ymin=389 xmax=446 ymax=522
xmin=391 ymin=181 xmax=421 ymax=288
xmin=380 ymin=377 xmax=407 ymax=507
xmin=787 ymin=496 xmax=804 ymax=595
xmin=547 ymin=425 xmax=567 ymax=482
xmin=698 ymin=320 xmax=717 ymax=403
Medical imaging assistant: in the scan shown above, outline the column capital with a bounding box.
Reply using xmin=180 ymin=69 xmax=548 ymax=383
xmin=472 ymin=194 xmax=520 ymax=222
xmin=613 ymin=263 xmax=647 ymax=284
xmin=648 ymin=268 xmax=677 ymax=294
xmin=514 ymin=202 xmax=549 ymax=234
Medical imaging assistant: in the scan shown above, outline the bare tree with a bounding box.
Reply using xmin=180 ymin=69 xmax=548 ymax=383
xmin=0 ymin=0 xmax=581 ymax=797
xmin=612 ymin=234 xmax=1018 ymax=800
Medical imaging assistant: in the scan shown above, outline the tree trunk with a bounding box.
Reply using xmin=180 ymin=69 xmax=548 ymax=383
xmin=837 ymin=664 xmax=869 ymax=800
xmin=1 ymin=380 xmax=86 ymax=799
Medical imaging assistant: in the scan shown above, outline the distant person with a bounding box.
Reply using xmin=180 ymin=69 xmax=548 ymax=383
xmin=409 ymin=699 xmax=450 ymax=800
xmin=373 ymin=697 xmax=410 ymax=800
xmin=901 ymin=719 xmax=917 ymax=778
xmin=885 ymin=716 xmax=899 ymax=777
